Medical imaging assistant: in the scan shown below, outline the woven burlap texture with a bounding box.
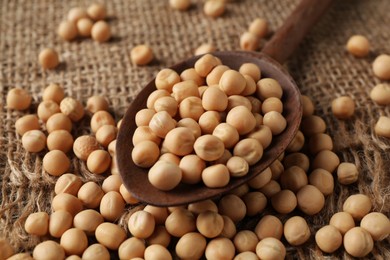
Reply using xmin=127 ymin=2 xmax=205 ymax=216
xmin=1 ymin=0 xmax=389 ymax=259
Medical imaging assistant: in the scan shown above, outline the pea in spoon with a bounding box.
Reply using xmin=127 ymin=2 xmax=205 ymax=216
xmin=116 ymin=0 xmax=333 ymax=206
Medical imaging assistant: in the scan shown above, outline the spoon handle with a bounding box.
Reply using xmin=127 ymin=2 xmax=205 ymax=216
xmin=262 ymin=0 xmax=334 ymax=64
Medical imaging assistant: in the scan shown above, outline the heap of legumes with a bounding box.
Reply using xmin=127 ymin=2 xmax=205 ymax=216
xmin=131 ymin=53 xmax=287 ymax=191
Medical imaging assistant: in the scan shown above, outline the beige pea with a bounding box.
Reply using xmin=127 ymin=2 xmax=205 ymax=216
xmin=280 ymin=166 xmax=308 ymax=192
xmin=193 ymin=134 xmax=224 ymax=161
xmin=76 ymin=17 xmax=93 ymax=37
xmin=52 ymin=193 xmax=83 ymax=216
xmin=175 ymin=232 xmax=206 ymax=259
xmin=370 ymin=83 xmax=390 ymax=105
xmin=286 ymin=130 xmax=305 ymax=152
xmin=346 ymin=35 xmax=370 ymax=58
xmin=102 ymin=174 xmax=122 ymax=193
xmin=337 ymin=162 xmax=358 ymax=185
xmin=194 ymin=54 xmax=220 ymax=78
xmin=43 ymin=150 xmax=70 ymax=176
xmin=153 ymin=96 xmax=178 ymax=117
xmin=86 ymin=95 xmax=109 ymax=113
xmin=227 ymin=95 xmax=252 ymax=111
xmin=133 ymin=126 xmax=161 ymax=146
xmin=343 ymin=194 xmax=372 ymax=220
xmin=226 ymin=156 xmax=249 ymax=177
xmin=308 ymin=133 xmax=333 ymax=154
xmin=259 ymin=180 xmax=281 ymax=198
xmin=100 ymin=191 xmax=125 ymax=222
xmin=196 ymin=211 xmax=224 ymax=238
xmin=149 ymin=111 xmax=176 ymax=138
xmin=243 ymin=192 xmax=267 ymax=216
xmin=308 ymin=168 xmax=334 ymax=195
xmin=220 ymin=215 xmax=237 ymax=239
xmin=270 ymin=159 xmax=284 ymax=180
xmin=43 ymin=83 xmax=64 ymax=104
xmin=178 ymin=96 xmax=204 ymax=121
xmin=67 ymin=7 xmax=87 ymax=23
xmin=194 ymin=43 xmax=216 ymax=56
xmin=172 ymin=80 xmax=199 ymax=103
xmin=271 ymin=190 xmax=297 ymax=214
xmin=39 ymin=48 xmax=60 ymax=69
xmin=132 ymin=140 xmax=160 ymax=168
xmin=255 ymin=215 xmax=283 ymax=240
xmin=218 ymin=194 xmax=246 ymax=222
xmin=158 ymin=153 xmax=180 ymax=165
xmin=155 ymin=69 xmax=181 ymax=93
xmin=73 ymin=135 xmax=100 ymax=161
xmin=296 ymin=185 xmax=325 ymax=215
xmin=87 ymin=150 xmax=111 ymax=174
xmin=135 ymin=108 xmax=156 ymax=127
xmin=33 ymin=241 xmax=65 ymax=260
xmin=147 ymin=90 xmax=171 ymax=110
xmin=263 ymin=111 xmax=287 ymax=135
xmin=212 ymin=123 xmax=239 ymax=149
xmin=374 ymin=116 xmax=390 ymax=138
xmin=226 ymin=106 xmax=256 ymax=135
xmin=165 ymin=208 xmax=196 ymax=237
xmin=170 ymin=0 xmax=191 ymax=11
xmin=205 ymin=238 xmax=235 ymax=260
xmin=95 ymin=222 xmax=127 ymax=250
xmin=91 ymin=21 xmax=111 ymax=42
xmin=240 ymin=32 xmax=259 ymax=51
xmin=300 ymin=115 xmax=326 ymax=136
xmin=204 ymin=0 xmax=225 ymax=17
xmin=6 ymin=87 xmax=31 ymax=110
xmin=202 ymin=87 xmax=228 ymax=111
xmin=239 ymin=63 xmax=261 ymax=82
xmin=360 ymin=212 xmax=390 ymax=241
xmin=180 ymin=68 xmax=205 ymax=86
xmin=55 ymin=173 xmax=82 ymax=195
xmin=315 ymin=225 xmax=343 ymax=253
xmin=82 ymin=244 xmax=110 ymax=260
xmin=343 ymin=227 xmax=374 ymax=257
xmin=233 ymin=138 xmax=263 ymax=166
xmin=234 ymin=251 xmax=259 ymax=260
xmin=58 ymin=20 xmax=78 ymax=41
xmin=206 ymin=65 xmax=229 ymax=86
xmin=202 ymin=164 xmax=230 ymax=188
xmin=73 ymin=209 xmax=104 ymax=235
xmin=24 ymin=212 xmax=49 ymax=236
xmin=284 ymin=216 xmax=311 ymax=246
xmin=234 ymin=230 xmax=259 ymax=253
xmin=373 ymin=54 xmax=390 ymax=80
xmin=96 ymin=125 xmax=117 ymax=148
xmin=91 ymin=110 xmax=115 ymax=133
xmin=312 ymin=150 xmax=340 ymax=173
xmin=246 ymin=125 xmax=272 ymax=149
xmin=329 ymin=212 xmax=355 ymax=235
xmin=198 ymin=111 xmax=221 ymax=134
xmin=22 ymin=130 xmax=46 ymax=153
xmin=47 ymin=130 xmax=73 ymax=153
xmin=256 ymin=237 xmax=286 ymax=260
xmin=46 ymin=113 xmax=72 ymax=133
xmin=143 ymin=205 xmax=169 ymax=225
xmin=119 ymin=184 xmax=139 ymax=204
xmin=148 ymin=160 xmax=182 ymax=191
xmin=179 ymin=154 xmax=206 ymax=184
xmin=131 ymin=44 xmax=154 ymax=65
xmin=164 ymin=127 xmax=195 ymax=156
xmin=49 ymin=210 xmax=73 ymax=238
xmin=188 ymin=200 xmax=218 ymax=215
xmin=262 ymin=97 xmax=283 ymax=114
xmin=60 ymin=97 xmax=84 ymax=122
xmin=77 ymin=181 xmax=105 ymax=209
xmin=256 ymin=78 xmax=283 ymax=100
xmin=15 ymin=115 xmax=40 ymax=136
xmin=249 ymin=18 xmax=268 ymax=38
xmin=301 ymin=95 xmax=314 ymax=117
xmin=60 ymin=228 xmax=88 ymax=256
xmin=87 ymin=3 xmax=107 ymax=20
xmin=248 ymin=167 xmax=272 ymax=189
xmin=219 ymin=70 xmax=246 ymax=96
xmin=144 ymin=244 xmax=172 ymax=260
xmin=118 ymin=237 xmax=145 ymax=259
xmin=332 ymin=96 xmax=355 ymax=119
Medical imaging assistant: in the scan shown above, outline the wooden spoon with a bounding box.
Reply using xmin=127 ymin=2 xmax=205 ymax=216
xmin=117 ymin=0 xmax=333 ymax=206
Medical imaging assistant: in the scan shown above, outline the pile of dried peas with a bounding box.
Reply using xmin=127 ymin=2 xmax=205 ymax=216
xmin=2 ymin=1 xmax=390 ymax=260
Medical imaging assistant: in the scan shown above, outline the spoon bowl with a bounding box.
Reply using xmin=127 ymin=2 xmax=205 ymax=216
xmin=116 ymin=51 xmax=302 ymax=206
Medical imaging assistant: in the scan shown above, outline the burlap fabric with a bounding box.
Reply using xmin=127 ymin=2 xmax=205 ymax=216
xmin=1 ymin=0 xmax=389 ymax=259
